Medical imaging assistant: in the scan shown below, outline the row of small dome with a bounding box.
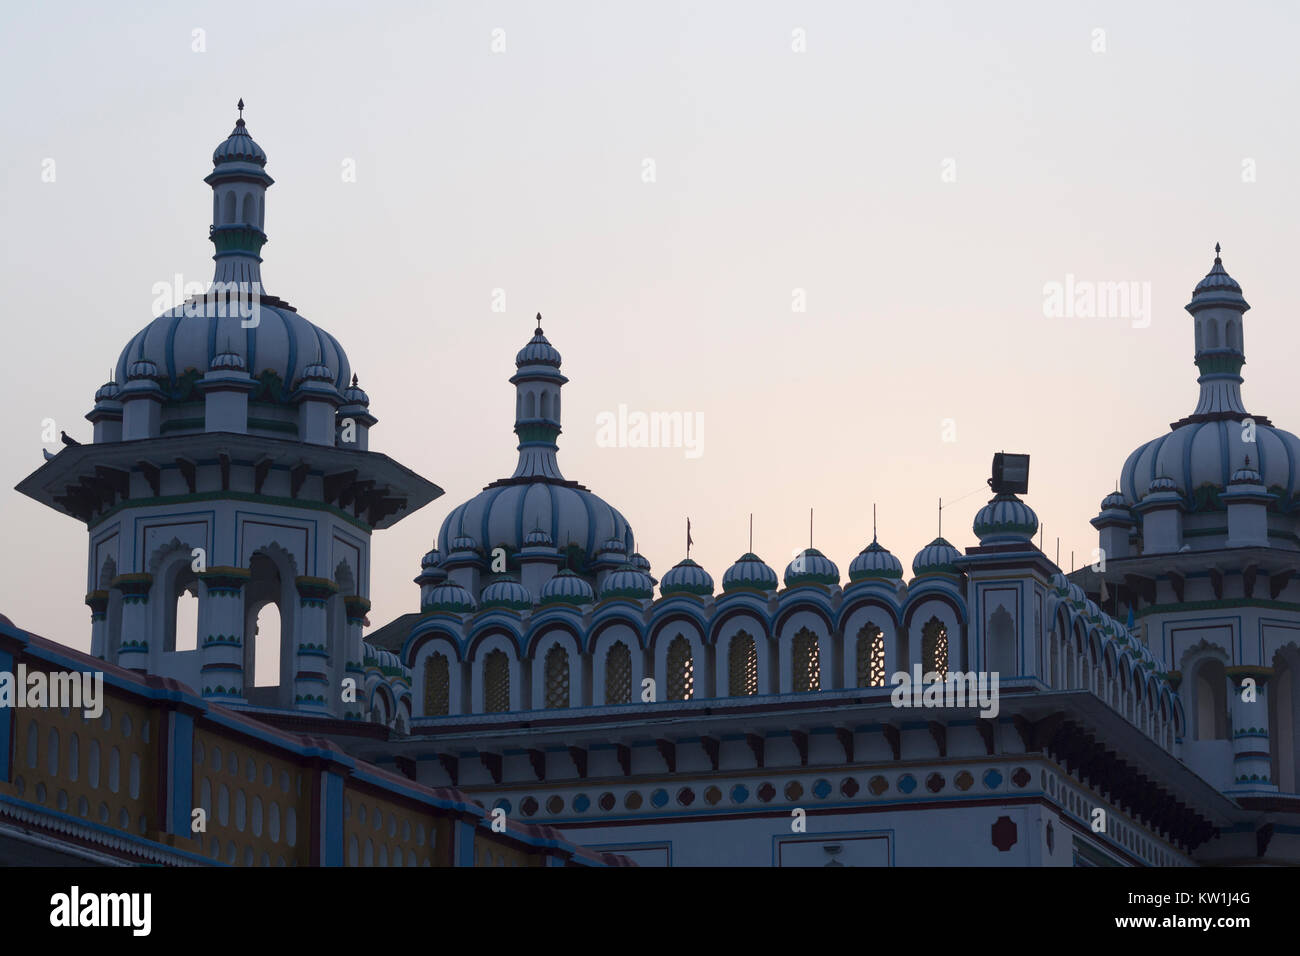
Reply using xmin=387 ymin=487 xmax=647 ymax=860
xmin=414 ymin=531 xmax=989 ymax=613
xmin=1047 ymin=572 xmax=1158 ymax=673
xmin=92 ymin=356 xmax=372 ymax=408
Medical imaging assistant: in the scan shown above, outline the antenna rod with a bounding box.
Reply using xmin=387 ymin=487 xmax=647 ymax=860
xmin=749 ymin=513 xmax=753 ymax=553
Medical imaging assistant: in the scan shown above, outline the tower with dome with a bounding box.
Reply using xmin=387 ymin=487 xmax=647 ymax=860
xmin=17 ymin=105 xmax=441 ymax=724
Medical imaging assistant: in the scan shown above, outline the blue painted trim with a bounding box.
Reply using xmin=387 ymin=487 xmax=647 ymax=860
xmin=455 ymin=819 xmax=476 ymax=867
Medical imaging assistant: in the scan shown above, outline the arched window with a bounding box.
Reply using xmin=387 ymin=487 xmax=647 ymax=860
xmin=1206 ymin=322 xmax=1220 ymax=348
xmin=728 ymin=631 xmax=758 ymax=696
xmin=1193 ymin=658 xmax=1228 ymax=740
xmin=666 ymin=635 xmax=694 ymax=701
xmin=524 ymin=392 xmax=536 ymax=418
xmin=605 ymin=641 xmax=632 ymax=704
xmin=423 ymin=653 xmax=449 ymax=716
xmin=921 ymin=618 xmax=949 ymax=679
xmin=173 ymin=581 xmax=199 ymax=653
xmin=484 ymin=650 xmax=510 ymax=713
xmin=540 ymin=391 xmax=550 ymax=420
xmin=223 ymin=191 xmax=236 ymax=224
xmin=793 ymin=628 xmax=821 ymax=692
xmin=1227 ymin=319 xmax=1240 ymax=351
xmin=544 ymin=644 xmax=570 ymax=709
xmin=253 ymin=603 xmax=281 ymax=687
xmin=857 ymin=624 xmax=885 ymax=688
xmin=241 ymin=193 xmax=255 ymax=224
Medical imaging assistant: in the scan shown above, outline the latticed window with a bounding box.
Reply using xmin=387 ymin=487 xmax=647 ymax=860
xmin=857 ymin=624 xmax=885 ymax=687
xmin=424 ymin=652 xmax=450 ymax=716
xmin=484 ymin=649 xmax=510 ymax=712
xmin=922 ymin=618 xmax=949 ymax=679
xmin=728 ymin=631 xmax=758 ymax=696
xmin=605 ymin=641 xmax=632 ymax=704
xmin=666 ymin=635 xmax=694 ymax=700
xmin=544 ymin=644 xmax=570 ymax=709
xmin=793 ymin=628 xmax=821 ymax=692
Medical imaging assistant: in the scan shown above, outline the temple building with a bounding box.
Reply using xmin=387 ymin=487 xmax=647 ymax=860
xmin=8 ymin=107 xmax=1300 ymax=866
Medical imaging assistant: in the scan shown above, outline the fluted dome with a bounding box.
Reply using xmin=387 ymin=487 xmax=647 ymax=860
xmin=848 ymin=540 xmax=904 ymax=582
xmin=210 ymin=350 xmax=246 ymax=372
xmin=341 ymin=374 xmax=369 ymax=406
xmin=515 ymin=321 xmax=562 ymax=367
xmin=783 ymin=548 xmax=839 ymax=588
xmin=630 ymin=552 xmax=652 ymax=574
xmin=722 ymin=553 xmax=778 ymax=593
xmin=600 ymin=565 xmax=655 ymax=601
xmin=1229 ymin=463 xmax=1264 ymax=485
xmin=94 ymin=380 xmax=120 ymax=403
xmin=439 ymin=485 xmax=633 ymax=568
xmin=212 ymin=115 xmax=267 ymax=167
xmin=420 ymin=548 xmax=441 ymax=570
xmin=447 ymin=531 xmax=480 ymax=557
xmin=1100 ymin=490 xmax=1127 ymax=510
xmin=540 ymin=569 xmax=596 ymax=606
xmin=523 ymin=527 xmax=555 ymax=548
xmin=660 ymin=558 xmax=714 ymax=597
xmin=911 ymin=537 xmax=962 ymax=576
xmin=127 ymin=359 xmax=159 ymax=380
xmin=480 ymin=577 xmax=533 ymax=611
xmin=973 ymin=493 xmax=1039 ymax=545
xmin=423 ymin=580 xmax=477 ymax=614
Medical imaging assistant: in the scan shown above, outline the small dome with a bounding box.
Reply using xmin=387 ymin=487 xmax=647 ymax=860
xmin=448 ymin=532 xmax=479 ymax=555
xmin=1229 ymin=458 xmax=1263 ymax=484
xmin=341 ymin=374 xmax=369 ymax=406
xmin=480 ymin=576 xmax=533 ymax=611
xmin=1100 ymin=490 xmax=1127 ymax=511
xmin=127 ymin=359 xmax=160 ymax=380
xmin=300 ymin=362 xmax=334 ymax=385
xmin=212 ymin=116 xmax=268 ymax=168
xmin=972 ymin=493 xmax=1039 ymax=545
xmin=660 ymin=558 xmax=714 ymax=597
xmin=629 ymin=552 xmax=652 ymax=574
xmin=600 ymin=565 xmax=655 ymax=601
xmin=423 ymin=580 xmax=477 ymax=614
xmin=1067 ymin=581 xmax=1087 ymax=606
xmin=522 ymin=527 xmax=555 ymax=549
xmin=420 ymin=549 xmax=441 ymax=570
xmin=1191 ymin=250 xmax=1243 ymax=299
xmin=94 ymin=380 xmax=120 ymax=403
xmin=541 ymin=569 xmax=596 ymax=606
xmin=722 ymin=553 xmax=779 ymax=593
xmin=783 ymin=548 xmax=839 ymax=588
xmin=515 ymin=321 xmax=562 ymax=367
xmin=1049 ymin=572 xmax=1069 ymax=594
xmin=848 ymin=540 xmax=904 ymax=582
xmin=210 ymin=350 xmax=246 ymax=372
xmin=1144 ymin=475 xmax=1180 ymax=497
xmin=911 ymin=537 xmax=962 ymax=576
xmin=598 ymin=537 xmax=627 ymax=556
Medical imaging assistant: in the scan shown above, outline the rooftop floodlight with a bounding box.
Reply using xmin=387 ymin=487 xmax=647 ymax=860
xmin=989 ymin=452 xmax=1030 ymax=495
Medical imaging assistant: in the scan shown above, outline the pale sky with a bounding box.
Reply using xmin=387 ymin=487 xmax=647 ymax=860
xmin=3 ymin=0 xmax=1298 ymax=651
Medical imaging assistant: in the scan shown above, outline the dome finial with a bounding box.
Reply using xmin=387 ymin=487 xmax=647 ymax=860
xmin=1215 ymin=241 xmax=1221 ymax=260
xmin=535 ymin=312 xmax=543 ymax=333
xmin=238 ymin=98 xmax=244 ymax=118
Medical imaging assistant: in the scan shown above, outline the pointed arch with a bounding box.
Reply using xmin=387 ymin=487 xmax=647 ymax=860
xmin=856 ymin=623 xmax=885 ymax=688
xmin=666 ymin=635 xmax=694 ymax=701
xmin=484 ymin=649 xmax=510 ymax=713
xmin=921 ymin=617 xmax=949 ymax=679
xmin=792 ymin=627 xmax=821 ymax=692
xmin=728 ymin=631 xmax=758 ymax=696
xmin=604 ymin=641 xmax=632 ymax=704
xmin=544 ymin=643 xmax=570 ymax=709
xmin=423 ymin=652 xmax=450 ymax=716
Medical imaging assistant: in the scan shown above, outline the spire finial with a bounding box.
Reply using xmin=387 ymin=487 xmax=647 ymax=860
xmin=535 ymin=312 xmax=543 ymax=333
xmin=237 ymin=98 xmax=244 ymax=118
xmin=1244 ymin=454 xmax=1252 ymax=468
xmin=1214 ymin=241 xmax=1221 ymax=261
xmin=351 ymin=373 xmax=359 ymax=387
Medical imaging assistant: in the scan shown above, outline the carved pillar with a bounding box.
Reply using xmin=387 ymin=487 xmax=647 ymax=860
xmin=343 ymin=596 xmax=370 ymax=721
xmin=113 ymin=573 xmax=152 ymax=672
xmin=198 ymin=567 xmax=250 ymax=702
xmin=85 ymin=590 xmax=109 ymax=659
xmin=1226 ymin=666 xmax=1276 ymax=794
xmin=294 ymin=577 xmax=338 ymax=713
